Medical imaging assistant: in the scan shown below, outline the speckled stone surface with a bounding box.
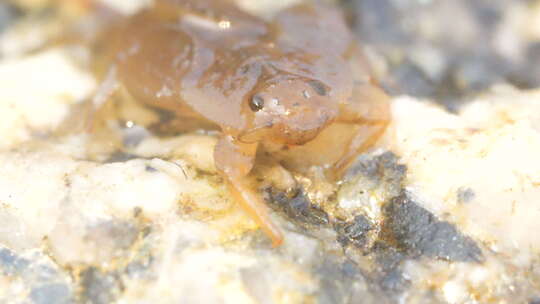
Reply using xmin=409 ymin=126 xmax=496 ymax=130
xmin=0 ymin=0 xmax=540 ymax=303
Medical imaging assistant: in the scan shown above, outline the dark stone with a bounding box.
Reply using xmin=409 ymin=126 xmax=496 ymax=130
xmin=450 ymin=54 xmax=511 ymax=93
xmin=30 ymin=283 xmax=73 ymax=304
xmin=383 ymin=192 xmax=483 ymax=262
xmin=124 ymin=254 xmax=154 ymax=279
xmin=0 ymin=3 xmax=21 ymax=34
xmin=335 ymin=215 xmax=373 ymax=248
xmin=432 ymin=53 xmax=513 ymax=111
xmin=346 ymin=151 xmax=406 ymax=183
xmin=345 ymin=151 xmax=407 ymax=195
xmin=457 ymin=187 xmax=475 ymax=204
xmin=144 ymin=165 xmax=158 ymax=172
xmin=382 ymin=62 xmax=436 ymax=98
xmin=529 ymin=297 xmax=540 ymax=304
xmin=266 ymin=189 xmax=329 ymax=227
xmin=467 ymin=1 xmax=502 ymax=28
xmin=80 ymin=268 xmax=123 ymax=304
xmin=378 ymin=269 xmax=409 ymax=293
xmin=104 ymin=151 xmax=139 ymax=163
xmin=349 ymin=0 xmax=411 ymax=44
xmin=0 ymin=247 xmax=29 ymax=275
xmin=371 ymin=241 xmax=407 ymax=273
xmin=509 ymin=43 xmax=540 ymax=89
xmin=344 ymin=0 xmax=537 ymax=107
xmin=343 ymin=240 xmax=410 ymax=299
xmin=315 ymin=256 xmax=369 ymax=304
xmin=343 ymin=151 xmax=407 ymax=201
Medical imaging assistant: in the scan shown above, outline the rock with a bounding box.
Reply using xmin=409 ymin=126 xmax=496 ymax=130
xmin=346 ymin=0 xmax=540 ymax=104
xmin=265 ymin=188 xmax=329 ymax=228
xmin=0 ymin=246 xmax=74 ymax=303
xmin=335 ymin=215 xmax=373 ymax=248
xmin=0 ymin=3 xmax=20 ymax=35
xmin=1 ymin=0 xmax=540 ymax=303
xmin=0 ymin=50 xmax=95 ymax=149
xmin=392 ymin=90 xmax=540 ymax=265
xmin=80 ymin=268 xmax=122 ymax=304
xmin=383 ymin=192 xmax=483 ymax=263
xmin=30 ymin=283 xmax=72 ymax=304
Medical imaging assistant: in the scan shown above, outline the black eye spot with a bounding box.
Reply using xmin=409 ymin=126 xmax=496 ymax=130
xmin=249 ymin=94 xmax=264 ymax=112
xmin=308 ymin=80 xmax=327 ymax=96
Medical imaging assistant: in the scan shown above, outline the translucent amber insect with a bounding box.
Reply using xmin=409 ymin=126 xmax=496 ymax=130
xmin=91 ymin=0 xmax=390 ymax=246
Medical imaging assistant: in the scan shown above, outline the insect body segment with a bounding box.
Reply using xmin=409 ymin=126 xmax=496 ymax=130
xmin=92 ymin=0 xmax=390 ymax=246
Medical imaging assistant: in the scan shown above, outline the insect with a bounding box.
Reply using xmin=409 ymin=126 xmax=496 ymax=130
xmin=90 ymin=0 xmax=390 ymax=246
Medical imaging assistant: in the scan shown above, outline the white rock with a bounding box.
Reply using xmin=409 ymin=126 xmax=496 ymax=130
xmin=67 ymin=159 xmax=182 ymax=218
xmin=0 ymin=151 xmax=79 ymax=251
xmin=0 ymin=49 xmax=95 ymax=150
xmin=442 ymin=280 xmax=468 ymax=304
xmin=392 ymin=88 xmax=540 ymax=265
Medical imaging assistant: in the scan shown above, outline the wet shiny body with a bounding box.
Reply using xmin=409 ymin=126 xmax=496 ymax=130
xmin=93 ymin=0 xmax=390 ymax=246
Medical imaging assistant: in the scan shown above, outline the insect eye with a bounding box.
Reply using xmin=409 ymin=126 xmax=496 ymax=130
xmin=249 ymin=94 xmax=265 ymax=112
xmin=308 ymin=80 xmax=327 ymax=96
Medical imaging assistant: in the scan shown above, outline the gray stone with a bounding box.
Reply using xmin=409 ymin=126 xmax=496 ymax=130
xmin=0 ymin=247 xmax=29 ymax=275
xmin=0 ymin=3 xmax=20 ymax=34
xmin=383 ymin=192 xmax=483 ymax=262
xmin=80 ymin=268 xmax=122 ymax=304
xmin=30 ymin=283 xmax=73 ymax=304
xmin=335 ymin=215 xmax=373 ymax=248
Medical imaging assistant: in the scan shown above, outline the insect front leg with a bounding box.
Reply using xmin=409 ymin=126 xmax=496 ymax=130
xmin=214 ymin=135 xmax=283 ymax=246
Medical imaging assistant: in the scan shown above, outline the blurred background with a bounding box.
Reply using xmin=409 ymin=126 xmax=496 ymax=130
xmin=341 ymin=0 xmax=540 ymax=109
xmin=1 ymin=0 xmax=539 ymax=110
